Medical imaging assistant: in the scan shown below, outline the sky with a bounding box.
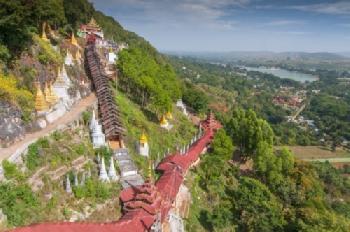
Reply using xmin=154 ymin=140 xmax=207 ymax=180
xmin=91 ymin=0 xmax=350 ymax=52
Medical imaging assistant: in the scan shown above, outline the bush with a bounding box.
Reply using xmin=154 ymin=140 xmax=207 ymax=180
xmin=0 ymin=72 xmax=34 ymax=122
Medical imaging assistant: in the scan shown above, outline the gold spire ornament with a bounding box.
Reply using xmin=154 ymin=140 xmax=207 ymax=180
xmin=41 ymin=22 xmax=49 ymax=41
xmin=140 ymin=131 xmax=148 ymax=144
xmin=75 ymin=49 xmax=81 ymax=60
xmin=71 ymin=32 xmax=78 ymax=46
xmin=35 ymin=83 xmax=49 ymax=112
xmin=166 ymin=111 xmax=173 ymax=120
xmin=160 ymin=115 xmax=168 ymax=127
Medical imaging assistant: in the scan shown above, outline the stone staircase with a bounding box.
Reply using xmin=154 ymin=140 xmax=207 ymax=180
xmin=114 ymin=148 xmax=144 ymax=188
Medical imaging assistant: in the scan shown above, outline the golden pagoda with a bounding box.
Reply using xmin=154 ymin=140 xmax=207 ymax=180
xmin=140 ymin=132 xmax=148 ymax=144
xmin=75 ymin=49 xmax=81 ymax=60
xmin=41 ymin=22 xmax=49 ymax=41
xmin=71 ymin=32 xmax=78 ymax=46
xmin=49 ymin=83 xmax=58 ymax=104
xmin=55 ymin=66 xmax=65 ymax=85
xmin=35 ymin=83 xmax=49 ymax=112
xmin=160 ymin=115 xmax=169 ymax=127
xmin=166 ymin=111 xmax=173 ymax=120
xmin=44 ymin=83 xmax=57 ymax=106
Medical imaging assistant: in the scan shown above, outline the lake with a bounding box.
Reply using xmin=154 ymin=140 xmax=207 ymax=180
xmin=243 ymin=66 xmax=318 ymax=83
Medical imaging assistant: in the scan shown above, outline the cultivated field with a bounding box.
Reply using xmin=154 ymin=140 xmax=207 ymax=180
xmin=277 ymin=146 xmax=350 ymax=161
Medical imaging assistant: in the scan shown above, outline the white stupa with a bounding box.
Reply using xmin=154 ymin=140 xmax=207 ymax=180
xmin=90 ymin=110 xmax=98 ymax=131
xmin=108 ymin=157 xmax=119 ymax=181
xmin=91 ymin=123 xmax=106 ymax=149
xmin=53 ymin=66 xmax=70 ymax=101
xmin=74 ymin=173 xmax=79 ymax=186
xmin=99 ymin=157 xmax=110 ymax=182
xmin=176 ymin=99 xmax=188 ymax=116
xmin=61 ymin=65 xmax=71 ymax=86
xmin=108 ymin=52 xmax=117 ymax=64
xmin=65 ymin=175 xmax=72 ymax=194
xmin=65 ymin=50 xmax=74 ymax=66
xmin=138 ymin=132 xmax=149 ymax=157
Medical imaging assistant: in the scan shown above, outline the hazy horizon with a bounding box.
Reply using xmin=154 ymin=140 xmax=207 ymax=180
xmin=92 ymin=0 xmax=350 ymax=53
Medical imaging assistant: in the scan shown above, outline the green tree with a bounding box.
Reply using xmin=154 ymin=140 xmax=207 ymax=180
xmin=226 ymin=108 xmax=274 ymax=160
xmin=233 ymin=177 xmax=285 ymax=232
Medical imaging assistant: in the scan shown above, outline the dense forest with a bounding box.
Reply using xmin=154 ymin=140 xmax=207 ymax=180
xmin=186 ymin=109 xmax=350 ymax=231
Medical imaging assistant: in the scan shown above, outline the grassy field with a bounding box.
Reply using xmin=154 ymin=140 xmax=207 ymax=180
xmin=280 ymin=146 xmax=350 ymax=161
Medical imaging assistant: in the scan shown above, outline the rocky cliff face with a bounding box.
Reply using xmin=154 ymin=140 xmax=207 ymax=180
xmin=0 ymin=101 xmax=25 ymax=148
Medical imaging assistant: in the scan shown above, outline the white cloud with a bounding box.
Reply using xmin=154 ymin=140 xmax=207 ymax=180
xmin=93 ymin=0 xmax=249 ymax=30
xmin=264 ymin=20 xmax=305 ymax=26
xmin=288 ymin=1 xmax=350 ymax=15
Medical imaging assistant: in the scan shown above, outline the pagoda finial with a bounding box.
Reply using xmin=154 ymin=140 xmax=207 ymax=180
xmin=35 ymin=82 xmax=49 ymax=112
xmin=140 ymin=131 xmax=148 ymax=144
xmin=71 ymin=32 xmax=78 ymax=46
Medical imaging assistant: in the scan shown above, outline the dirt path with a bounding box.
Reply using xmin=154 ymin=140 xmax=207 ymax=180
xmin=0 ymin=94 xmax=97 ymax=163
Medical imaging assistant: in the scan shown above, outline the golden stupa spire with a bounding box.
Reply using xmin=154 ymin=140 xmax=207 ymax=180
xmin=166 ymin=111 xmax=173 ymax=120
xmin=44 ymin=82 xmax=56 ymax=106
xmin=75 ymin=49 xmax=81 ymax=60
xmin=71 ymin=32 xmax=78 ymax=46
xmin=140 ymin=131 xmax=148 ymax=144
xmin=41 ymin=22 xmax=49 ymax=41
xmin=49 ymin=82 xmax=58 ymax=104
xmin=35 ymin=82 xmax=49 ymax=112
xmin=160 ymin=115 xmax=168 ymax=126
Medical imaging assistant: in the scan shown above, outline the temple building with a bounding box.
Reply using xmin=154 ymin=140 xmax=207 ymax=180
xmin=107 ymin=50 xmax=117 ymax=64
xmin=34 ymin=83 xmax=49 ymax=113
xmin=78 ymin=18 xmax=106 ymax=47
xmin=138 ymin=132 xmax=149 ymax=157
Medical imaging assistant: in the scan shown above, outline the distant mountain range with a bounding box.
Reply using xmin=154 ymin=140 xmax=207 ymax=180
xmin=166 ymin=51 xmax=350 ymax=62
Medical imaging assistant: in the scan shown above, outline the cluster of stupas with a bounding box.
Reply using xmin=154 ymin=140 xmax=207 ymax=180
xmin=97 ymin=155 xmax=119 ymax=182
xmin=65 ymin=33 xmax=82 ymax=66
xmin=65 ymin=169 xmax=92 ymax=194
xmin=89 ymin=110 xmax=106 ymax=149
xmin=34 ymin=81 xmax=59 ymax=114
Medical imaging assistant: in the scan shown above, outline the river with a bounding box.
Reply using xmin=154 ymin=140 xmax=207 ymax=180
xmin=243 ymin=66 xmax=318 ymax=83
